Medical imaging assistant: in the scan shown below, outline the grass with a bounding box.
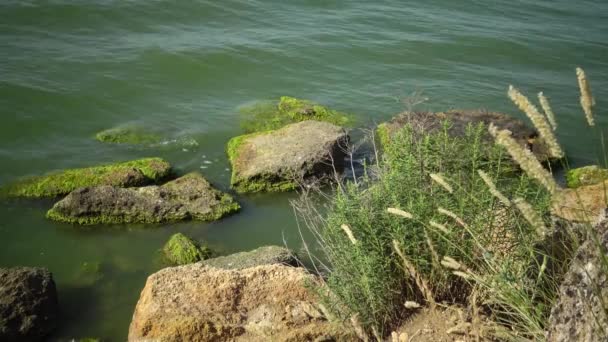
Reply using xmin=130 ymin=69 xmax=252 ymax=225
xmin=296 ymin=68 xmax=607 ymax=341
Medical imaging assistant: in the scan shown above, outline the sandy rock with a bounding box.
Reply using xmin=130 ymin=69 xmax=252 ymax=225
xmin=0 ymin=267 xmax=59 ymax=341
xmin=128 ymin=264 xmax=346 ymax=341
xmin=47 ymin=172 xmax=240 ymax=225
xmin=551 ymin=180 xmax=608 ymax=223
xmin=201 ymin=246 xmax=297 ymax=270
xmin=227 ymin=120 xmax=349 ymax=193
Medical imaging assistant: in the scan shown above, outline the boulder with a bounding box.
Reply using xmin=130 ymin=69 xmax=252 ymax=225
xmin=227 ymin=120 xmax=349 ymax=193
xmin=1 ymin=158 xmax=171 ymax=198
xmin=377 ymin=110 xmax=552 ymax=162
xmin=551 ymin=180 xmax=608 ymax=223
xmin=565 ymin=165 xmax=608 ymax=188
xmin=202 ymin=246 xmax=297 ymax=270
xmin=240 ymin=96 xmax=352 ymax=132
xmin=47 ymin=172 xmax=240 ymax=225
xmin=546 ymin=209 xmax=608 ymax=341
xmin=0 ymin=267 xmax=59 ymax=341
xmin=163 ymin=233 xmax=211 ymax=265
xmin=128 ymin=264 xmax=347 ymax=341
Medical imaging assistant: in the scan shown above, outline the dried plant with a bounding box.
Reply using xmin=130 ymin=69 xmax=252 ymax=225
xmin=577 ymin=67 xmax=595 ymax=126
xmin=538 ymin=92 xmax=557 ymax=130
xmin=477 ymin=170 xmax=512 ymax=206
xmin=430 ymin=173 xmax=454 ymax=193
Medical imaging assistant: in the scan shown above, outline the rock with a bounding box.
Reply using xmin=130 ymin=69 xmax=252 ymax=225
xmin=0 ymin=267 xmax=59 ymax=341
xmin=565 ymin=165 xmax=608 ymax=188
xmin=546 ymin=209 xmax=608 ymax=341
xmin=202 ymin=246 xmax=297 ymax=270
xmin=95 ymin=125 xmax=163 ymax=145
xmin=1 ymin=158 xmax=171 ymax=198
xmin=163 ymin=233 xmax=211 ymax=265
xmin=377 ymin=110 xmax=552 ymax=162
xmin=128 ymin=264 xmax=348 ymax=341
xmin=227 ymin=120 xmax=349 ymax=193
xmin=240 ymin=96 xmax=352 ymax=133
xmin=47 ymin=172 xmax=240 ymax=225
xmin=551 ymin=180 xmax=608 ymax=223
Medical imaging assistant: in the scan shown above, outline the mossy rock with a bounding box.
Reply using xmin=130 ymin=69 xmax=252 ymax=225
xmin=565 ymin=165 xmax=608 ymax=188
xmin=1 ymin=158 xmax=172 ymax=198
xmin=240 ymin=96 xmax=352 ymax=132
xmin=95 ymin=126 xmax=163 ymax=145
xmin=47 ymin=172 xmax=240 ymax=225
xmin=227 ymin=120 xmax=349 ymax=193
xmin=201 ymin=246 xmax=297 ymax=270
xmin=162 ymin=233 xmax=211 ymax=265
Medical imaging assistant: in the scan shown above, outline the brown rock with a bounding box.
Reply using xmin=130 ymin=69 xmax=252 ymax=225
xmin=128 ymin=264 xmax=348 ymax=341
xmin=551 ymin=180 xmax=608 ymax=223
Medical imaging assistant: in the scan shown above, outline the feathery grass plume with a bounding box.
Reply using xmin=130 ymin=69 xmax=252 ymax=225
xmin=429 ymin=173 xmax=453 ymax=193
xmin=391 ymin=331 xmax=409 ymax=342
xmin=429 ymin=220 xmax=450 ymax=234
xmin=404 ymin=301 xmax=421 ymax=309
xmin=425 ymin=229 xmax=440 ymax=266
xmin=387 ymin=207 xmax=413 ymax=219
xmin=477 ymin=170 xmax=512 ymax=206
xmin=538 ymin=92 xmax=557 ymax=130
xmin=441 ymin=256 xmax=462 ymax=270
xmin=576 ymin=67 xmax=595 ymax=126
xmin=508 ymin=85 xmax=564 ymax=158
xmin=453 ymin=271 xmax=472 ymax=280
xmin=489 ymin=125 xmax=559 ymax=194
xmin=350 ymin=314 xmax=369 ymax=342
xmin=438 ymin=207 xmax=469 ymax=228
xmin=340 ymin=224 xmax=358 ymax=245
xmin=513 ymin=197 xmax=548 ymax=237
xmin=393 ymin=239 xmax=435 ymax=306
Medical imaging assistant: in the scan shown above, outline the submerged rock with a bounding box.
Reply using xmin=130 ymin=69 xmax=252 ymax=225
xmin=377 ymin=110 xmax=553 ymax=162
xmin=202 ymin=245 xmax=297 ymax=270
xmin=228 ymin=120 xmax=349 ymax=193
xmin=546 ymin=209 xmax=608 ymax=341
xmin=1 ymin=158 xmax=171 ymax=198
xmin=565 ymin=165 xmax=608 ymax=188
xmin=47 ymin=172 xmax=240 ymax=225
xmin=128 ymin=264 xmax=347 ymax=341
xmin=95 ymin=126 xmax=163 ymax=145
xmin=240 ymin=96 xmax=352 ymax=132
xmin=0 ymin=267 xmax=59 ymax=341
xmin=551 ymin=180 xmax=608 ymax=223
xmin=163 ymin=233 xmax=211 ymax=265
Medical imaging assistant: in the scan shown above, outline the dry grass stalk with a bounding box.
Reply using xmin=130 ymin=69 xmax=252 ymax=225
xmin=340 ymin=224 xmax=358 ymax=245
xmin=477 ymin=170 xmax=512 ymax=206
xmin=393 ymin=239 xmax=435 ymax=307
xmin=538 ymin=92 xmax=557 ymax=130
xmin=513 ymin=197 xmax=548 ymax=237
xmin=404 ymin=301 xmax=421 ymax=309
xmin=489 ymin=124 xmax=559 ymax=194
xmin=429 ymin=220 xmax=450 ymax=234
xmin=438 ymin=207 xmax=469 ymax=228
xmin=508 ymin=85 xmax=564 ymax=158
xmin=576 ymin=67 xmax=595 ymax=126
xmin=441 ymin=256 xmax=462 ymax=270
xmin=430 ymin=173 xmax=454 ymax=193
xmin=387 ymin=207 xmax=414 ymax=219
xmin=424 ymin=229 xmax=440 ymax=267
xmin=350 ymin=314 xmax=369 ymax=342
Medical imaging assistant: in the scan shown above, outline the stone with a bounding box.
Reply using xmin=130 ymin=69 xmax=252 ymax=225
xmin=1 ymin=158 xmax=171 ymax=198
xmin=227 ymin=120 xmax=349 ymax=193
xmin=128 ymin=264 xmax=348 ymax=341
xmin=201 ymin=246 xmax=297 ymax=270
xmin=163 ymin=233 xmax=211 ymax=265
xmin=47 ymin=172 xmax=240 ymax=225
xmin=565 ymin=165 xmax=608 ymax=188
xmin=551 ymin=180 xmax=608 ymax=223
xmin=0 ymin=267 xmax=59 ymax=341
xmin=377 ymin=110 xmax=553 ymax=162
xmin=546 ymin=209 xmax=608 ymax=341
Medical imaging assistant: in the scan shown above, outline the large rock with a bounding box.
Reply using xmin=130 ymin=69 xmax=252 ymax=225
xmin=128 ymin=264 xmax=347 ymax=341
xmin=551 ymin=180 xmax=608 ymax=223
xmin=546 ymin=209 xmax=608 ymax=341
xmin=377 ymin=110 xmax=552 ymax=162
xmin=566 ymin=165 xmax=608 ymax=188
xmin=0 ymin=267 xmax=59 ymax=341
xmin=202 ymin=246 xmax=297 ymax=270
xmin=1 ymin=158 xmax=171 ymax=198
xmin=227 ymin=120 xmax=349 ymax=193
xmin=47 ymin=172 xmax=240 ymax=225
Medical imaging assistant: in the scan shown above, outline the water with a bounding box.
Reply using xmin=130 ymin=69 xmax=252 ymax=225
xmin=1 ymin=0 xmax=607 ymax=340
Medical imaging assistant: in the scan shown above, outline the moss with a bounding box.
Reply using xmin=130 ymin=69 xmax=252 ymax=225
xmin=240 ymin=96 xmax=353 ymax=132
xmin=162 ymin=233 xmax=212 ymax=265
xmin=95 ymin=126 xmax=163 ymax=145
xmin=566 ymin=165 xmax=608 ymax=188
xmin=2 ymin=158 xmax=171 ymax=198
xmin=376 ymin=123 xmax=391 ymax=147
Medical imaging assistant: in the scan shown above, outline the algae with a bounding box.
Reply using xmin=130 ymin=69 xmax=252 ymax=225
xmin=162 ymin=233 xmax=211 ymax=265
xmin=2 ymin=158 xmax=172 ymax=198
xmin=566 ymin=165 xmax=608 ymax=188
xmin=95 ymin=126 xmax=163 ymax=145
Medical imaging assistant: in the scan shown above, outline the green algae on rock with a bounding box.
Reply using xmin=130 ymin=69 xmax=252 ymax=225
xmin=95 ymin=126 xmax=163 ymax=145
xmin=162 ymin=233 xmax=211 ymax=265
xmin=227 ymin=120 xmax=349 ymax=193
xmin=46 ymin=172 xmax=240 ymax=225
xmin=1 ymin=158 xmax=172 ymax=198
xmin=240 ymin=96 xmax=352 ymax=132
xmin=201 ymin=245 xmax=296 ymax=270
xmin=565 ymin=165 xmax=608 ymax=188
